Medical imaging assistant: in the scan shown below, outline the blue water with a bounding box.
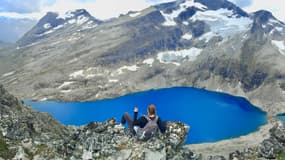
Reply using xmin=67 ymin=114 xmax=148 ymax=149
xmin=24 ymin=87 xmax=266 ymax=144
xmin=278 ymin=114 xmax=285 ymax=124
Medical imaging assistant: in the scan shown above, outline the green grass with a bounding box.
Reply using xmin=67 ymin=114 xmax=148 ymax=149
xmin=277 ymin=152 xmax=285 ymax=160
xmin=0 ymin=136 xmax=14 ymax=159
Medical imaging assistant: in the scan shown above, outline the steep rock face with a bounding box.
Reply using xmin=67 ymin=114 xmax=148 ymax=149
xmin=0 ymin=84 xmax=69 ymax=145
xmin=0 ymin=85 xmax=193 ymax=159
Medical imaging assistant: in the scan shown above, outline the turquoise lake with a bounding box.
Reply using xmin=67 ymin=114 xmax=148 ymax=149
xmin=25 ymin=87 xmax=267 ymax=144
xmin=278 ymin=114 xmax=285 ymax=124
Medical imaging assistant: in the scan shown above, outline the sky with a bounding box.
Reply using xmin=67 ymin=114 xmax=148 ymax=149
xmin=0 ymin=0 xmax=284 ymax=21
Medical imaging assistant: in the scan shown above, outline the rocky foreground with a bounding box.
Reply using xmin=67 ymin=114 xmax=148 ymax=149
xmin=1 ymin=83 xmax=285 ymax=160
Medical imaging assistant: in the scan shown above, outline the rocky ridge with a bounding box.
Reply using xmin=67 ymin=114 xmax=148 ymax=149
xmin=0 ymin=84 xmax=194 ymax=159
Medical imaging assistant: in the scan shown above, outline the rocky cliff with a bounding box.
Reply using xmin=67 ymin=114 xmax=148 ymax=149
xmin=0 ymin=84 xmax=194 ymax=160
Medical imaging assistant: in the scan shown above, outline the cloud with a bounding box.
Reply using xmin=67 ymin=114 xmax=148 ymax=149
xmin=92 ymin=0 xmax=151 ymax=19
xmin=243 ymin=0 xmax=285 ymax=21
xmin=0 ymin=0 xmax=284 ymax=22
xmin=0 ymin=0 xmax=46 ymax=13
xmin=0 ymin=0 xmax=154 ymax=20
xmin=228 ymin=0 xmax=252 ymax=8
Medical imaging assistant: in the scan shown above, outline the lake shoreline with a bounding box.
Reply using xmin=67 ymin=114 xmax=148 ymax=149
xmin=187 ymin=117 xmax=280 ymax=158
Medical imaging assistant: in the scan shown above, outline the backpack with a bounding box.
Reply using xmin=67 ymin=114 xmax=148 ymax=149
xmin=136 ymin=115 xmax=159 ymax=141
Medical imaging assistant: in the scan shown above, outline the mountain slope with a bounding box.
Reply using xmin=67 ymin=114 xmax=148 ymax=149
xmin=0 ymin=0 xmax=285 ymax=115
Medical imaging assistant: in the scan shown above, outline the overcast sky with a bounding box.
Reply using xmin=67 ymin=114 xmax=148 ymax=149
xmin=0 ymin=0 xmax=284 ymax=21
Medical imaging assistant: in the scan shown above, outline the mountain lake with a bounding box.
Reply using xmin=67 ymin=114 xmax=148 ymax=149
xmin=25 ymin=87 xmax=267 ymax=144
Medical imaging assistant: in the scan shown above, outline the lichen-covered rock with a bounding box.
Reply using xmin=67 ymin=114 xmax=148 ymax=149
xmin=258 ymin=123 xmax=285 ymax=159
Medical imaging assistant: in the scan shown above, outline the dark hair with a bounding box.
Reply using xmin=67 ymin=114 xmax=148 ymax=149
xmin=148 ymin=104 xmax=156 ymax=115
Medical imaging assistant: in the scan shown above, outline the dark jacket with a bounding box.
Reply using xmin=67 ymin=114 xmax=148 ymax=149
xmin=133 ymin=112 xmax=166 ymax=133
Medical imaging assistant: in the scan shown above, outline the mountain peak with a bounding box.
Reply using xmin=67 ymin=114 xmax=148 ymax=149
xmin=17 ymin=9 xmax=102 ymax=46
xmin=250 ymin=9 xmax=284 ymax=35
xmin=56 ymin=9 xmax=93 ymax=20
xmin=253 ymin=10 xmax=277 ymax=24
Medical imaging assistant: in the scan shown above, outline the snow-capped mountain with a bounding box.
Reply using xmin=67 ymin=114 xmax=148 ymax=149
xmin=1 ymin=0 xmax=285 ymax=115
xmin=17 ymin=9 xmax=102 ymax=46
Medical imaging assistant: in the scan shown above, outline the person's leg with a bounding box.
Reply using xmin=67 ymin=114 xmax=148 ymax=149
xmin=121 ymin=112 xmax=135 ymax=135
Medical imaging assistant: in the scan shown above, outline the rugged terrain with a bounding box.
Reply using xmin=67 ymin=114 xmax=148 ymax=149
xmin=1 ymin=83 xmax=285 ymax=159
xmin=0 ymin=0 xmax=284 ymax=116
xmin=0 ymin=84 xmax=194 ymax=159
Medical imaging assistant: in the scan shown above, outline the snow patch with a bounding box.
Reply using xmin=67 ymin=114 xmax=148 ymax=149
xmin=39 ymin=24 xmax=64 ymax=36
xmin=68 ymin=19 xmax=76 ymax=24
xmin=40 ymin=98 xmax=48 ymax=101
xmin=157 ymin=48 xmax=202 ymax=65
xmin=190 ymin=9 xmax=252 ymax=40
xmin=129 ymin=12 xmax=141 ymax=17
xmin=70 ymin=70 xmax=84 ymax=78
xmin=57 ymin=10 xmax=74 ymax=19
xmin=68 ymin=36 xmax=80 ymax=41
xmin=262 ymin=24 xmax=266 ymax=29
xmin=182 ymin=33 xmax=192 ymax=40
xmin=242 ymin=33 xmax=248 ymax=40
xmin=2 ymin=71 xmax=15 ymax=77
xmin=160 ymin=11 xmax=177 ymax=26
xmin=60 ymin=90 xmax=72 ymax=93
xmin=183 ymin=21 xmax=189 ymax=25
xmin=275 ymin=27 xmax=283 ymax=32
xmin=39 ymin=29 xmax=55 ymax=36
xmin=117 ymin=65 xmax=139 ymax=74
xmin=161 ymin=0 xmax=207 ymax=26
xmin=272 ymin=40 xmax=285 ymax=56
xmin=43 ymin=23 xmax=51 ymax=29
xmin=109 ymin=79 xmax=119 ymax=83
xmin=86 ymin=74 xmax=96 ymax=78
xmin=199 ymin=31 xmax=217 ymax=43
xmin=58 ymin=82 xmax=74 ymax=89
xmin=143 ymin=58 xmax=155 ymax=66
xmin=268 ymin=18 xmax=281 ymax=26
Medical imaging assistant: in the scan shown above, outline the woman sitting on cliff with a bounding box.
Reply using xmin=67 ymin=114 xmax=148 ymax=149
xmin=115 ymin=104 xmax=166 ymax=140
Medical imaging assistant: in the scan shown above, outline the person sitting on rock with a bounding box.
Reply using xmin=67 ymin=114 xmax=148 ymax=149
xmin=115 ymin=104 xmax=166 ymax=140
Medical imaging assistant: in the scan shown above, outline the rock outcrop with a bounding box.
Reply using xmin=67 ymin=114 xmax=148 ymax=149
xmin=213 ymin=122 xmax=285 ymax=160
xmin=0 ymin=84 xmax=195 ymax=159
xmin=258 ymin=123 xmax=285 ymax=159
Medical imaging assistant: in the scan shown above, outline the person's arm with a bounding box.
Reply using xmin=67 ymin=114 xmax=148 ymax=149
xmin=133 ymin=109 xmax=148 ymax=128
xmin=134 ymin=107 xmax=138 ymax=121
xmin=157 ymin=117 xmax=167 ymax=133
